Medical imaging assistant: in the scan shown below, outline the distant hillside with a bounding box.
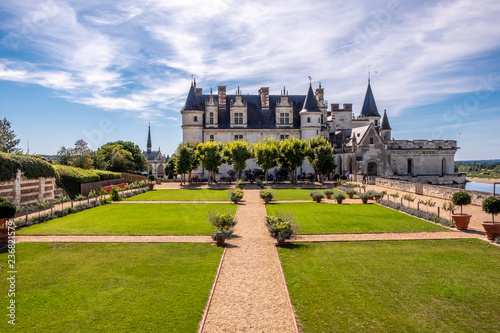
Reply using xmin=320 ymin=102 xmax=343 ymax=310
xmin=455 ymin=160 xmax=500 ymax=179
xmin=456 ymin=159 xmax=500 ymax=163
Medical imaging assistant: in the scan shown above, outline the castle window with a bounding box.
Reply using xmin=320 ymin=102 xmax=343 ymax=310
xmin=235 ymin=113 xmax=243 ymax=124
xmin=307 ymin=117 xmax=311 ymax=123
xmin=279 ymin=113 xmax=290 ymax=125
xmin=210 ymin=135 xmax=214 ymax=142
xmin=374 ymin=120 xmax=378 ymax=126
xmin=194 ymin=116 xmax=198 ymax=122
xmin=234 ymin=134 xmax=243 ymax=140
xmin=369 ymin=138 xmax=374 ymax=144
xmin=318 ymin=118 xmax=321 ymax=123
xmin=209 ymin=112 xmax=214 ymax=124
xmin=280 ymin=134 xmax=289 ymax=140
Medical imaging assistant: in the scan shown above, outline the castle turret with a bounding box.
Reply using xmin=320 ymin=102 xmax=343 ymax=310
xmin=147 ymin=123 xmax=152 ymax=154
xmin=181 ymin=80 xmax=204 ymax=143
xmin=299 ymin=83 xmax=322 ymax=139
xmin=380 ymin=109 xmax=392 ymax=142
xmin=359 ymin=80 xmax=381 ymax=128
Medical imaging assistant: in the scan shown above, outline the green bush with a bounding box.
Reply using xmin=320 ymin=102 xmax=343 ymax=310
xmin=236 ymin=179 xmax=246 ymax=189
xmin=452 ymin=191 xmax=472 ymax=215
xmin=334 ymin=192 xmax=346 ymax=200
xmin=54 ymin=165 xmax=120 ymax=199
xmin=95 ymin=170 xmax=121 ymax=181
xmin=110 ymin=187 xmax=122 ymax=201
xmin=0 ymin=197 xmax=17 ymax=219
xmin=345 ymin=188 xmax=357 ymax=195
xmin=359 ymin=193 xmax=371 ymax=200
xmin=228 ymin=188 xmax=244 ymax=202
xmin=266 ymin=211 xmax=299 ymax=242
xmin=482 ymin=196 xmax=500 ymax=223
xmin=260 ymin=189 xmax=274 ymax=201
xmin=0 ymin=152 xmax=57 ymax=181
xmin=324 ymin=189 xmax=334 ymax=195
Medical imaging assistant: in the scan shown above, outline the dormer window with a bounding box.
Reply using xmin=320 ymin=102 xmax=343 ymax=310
xmin=369 ymin=138 xmax=374 ymax=144
xmin=279 ymin=113 xmax=290 ymax=125
xmin=235 ymin=113 xmax=244 ymax=124
xmin=209 ymin=112 xmax=214 ymax=124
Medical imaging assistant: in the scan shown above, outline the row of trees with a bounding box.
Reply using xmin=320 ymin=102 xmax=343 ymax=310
xmin=57 ymin=140 xmax=148 ymax=173
xmin=169 ymin=136 xmax=336 ymax=184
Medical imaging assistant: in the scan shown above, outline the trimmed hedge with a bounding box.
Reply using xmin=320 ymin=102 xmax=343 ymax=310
xmin=54 ymin=165 xmax=121 ymax=199
xmin=0 ymin=153 xmax=57 ymax=181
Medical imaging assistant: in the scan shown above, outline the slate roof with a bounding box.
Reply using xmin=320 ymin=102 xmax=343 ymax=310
xmin=360 ymin=82 xmax=381 ymax=118
xmin=143 ymin=150 xmax=164 ymax=161
xmin=301 ymin=83 xmax=321 ymax=113
xmin=380 ymin=109 xmax=392 ymax=130
xmin=182 ymin=89 xmax=307 ymax=129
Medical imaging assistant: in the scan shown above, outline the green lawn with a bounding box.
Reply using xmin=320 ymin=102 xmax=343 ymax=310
xmin=17 ymin=203 xmax=237 ymax=235
xmin=126 ymin=189 xmax=229 ymax=201
xmin=266 ymin=203 xmax=446 ymax=233
xmin=0 ymin=243 xmax=222 ymax=332
xmin=278 ymin=239 xmax=500 ymax=333
xmin=272 ymin=188 xmax=343 ymax=201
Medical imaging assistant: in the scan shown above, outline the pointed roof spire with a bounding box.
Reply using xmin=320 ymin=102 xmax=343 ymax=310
xmin=301 ymin=83 xmax=321 ymax=112
xmin=360 ymin=81 xmax=381 ymax=117
xmin=181 ymin=82 xmax=203 ymax=111
xmin=380 ymin=109 xmax=392 ymax=130
xmin=147 ymin=123 xmax=152 ymax=154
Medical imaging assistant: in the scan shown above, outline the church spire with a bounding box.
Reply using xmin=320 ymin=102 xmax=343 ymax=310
xmin=147 ymin=123 xmax=152 ymax=155
xmin=380 ymin=109 xmax=392 ymax=130
xmin=360 ymin=81 xmax=381 ymax=118
xmin=301 ymin=82 xmax=321 ymax=112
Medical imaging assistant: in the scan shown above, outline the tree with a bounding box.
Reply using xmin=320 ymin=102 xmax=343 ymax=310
xmin=174 ymin=142 xmax=200 ymax=185
xmin=0 ymin=118 xmax=21 ymax=154
xmin=57 ymin=146 xmax=73 ymax=165
xmin=310 ymin=145 xmax=336 ymax=184
xmin=196 ymin=141 xmax=223 ymax=184
xmin=305 ymin=136 xmax=331 ymax=181
xmin=279 ymin=136 xmax=306 ymax=182
xmin=222 ymin=140 xmax=253 ymax=180
xmin=254 ymin=138 xmax=280 ymax=182
xmin=164 ymin=155 xmax=177 ymax=179
xmin=72 ymin=139 xmax=93 ymax=169
xmin=95 ymin=141 xmax=147 ymax=172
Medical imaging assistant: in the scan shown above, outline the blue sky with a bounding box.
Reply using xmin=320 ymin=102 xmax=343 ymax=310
xmin=0 ymin=0 xmax=499 ymax=160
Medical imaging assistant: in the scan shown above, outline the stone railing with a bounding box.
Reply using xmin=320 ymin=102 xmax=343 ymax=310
xmin=387 ymin=140 xmax=457 ymax=150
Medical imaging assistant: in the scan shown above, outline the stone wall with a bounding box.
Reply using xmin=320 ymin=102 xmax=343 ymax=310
xmin=0 ymin=170 xmax=55 ymax=206
xmin=374 ymin=176 xmax=495 ymax=206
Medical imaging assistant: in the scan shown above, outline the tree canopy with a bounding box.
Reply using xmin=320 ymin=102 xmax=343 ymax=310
xmin=279 ymin=136 xmax=306 ymax=182
xmin=254 ymin=138 xmax=280 ymax=181
xmin=310 ymin=145 xmax=336 ymax=184
xmin=95 ymin=141 xmax=147 ymax=172
xmin=174 ymin=142 xmax=200 ymax=184
xmin=222 ymin=140 xmax=254 ymax=179
xmin=196 ymin=141 xmax=223 ymax=183
xmin=0 ymin=118 xmax=21 ymax=154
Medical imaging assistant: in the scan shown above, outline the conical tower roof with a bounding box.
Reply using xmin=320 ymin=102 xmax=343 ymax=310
xmin=147 ymin=123 xmax=152 ymax=154
xmin=181 ymin=81 xmax=203 ymax=111
xmin=380 ymin=109 xmax=392 ymax=130
xmin=360 ymin=82 xmax=381 ymax=117
xmin=301 ymin=83 xmax=321 ymax=112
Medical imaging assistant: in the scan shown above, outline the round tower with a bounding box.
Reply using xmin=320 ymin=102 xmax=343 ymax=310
xmin=300 ymin=83 xmax=322 ymax=139
xmin=380 ymin=109 xmax=392 ymax=142
xmin=181 ymin=80 xmax=204 ymax=143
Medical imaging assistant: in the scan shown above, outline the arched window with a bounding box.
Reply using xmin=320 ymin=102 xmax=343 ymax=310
xmin=367 ymin=162 xmax=377 ymax=176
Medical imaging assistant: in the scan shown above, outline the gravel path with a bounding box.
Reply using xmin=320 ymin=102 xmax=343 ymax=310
xmin=201 ymin=189 xmax=297 ymax=333
xmin=116 ymin=201 xmax=229 ymax=204
xmin=296 ymin=231 xmax=486 ymax=242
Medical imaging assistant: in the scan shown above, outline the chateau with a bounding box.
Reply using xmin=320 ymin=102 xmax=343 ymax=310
xmin=143 ymin=124 xmax=166 ymax=178
xmin=181 ymin=80 xmax=465 ymax=185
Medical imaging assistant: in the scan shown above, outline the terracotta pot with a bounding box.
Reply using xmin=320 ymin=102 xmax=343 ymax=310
xmin=348 ymin=193 xmax=354 ymax=199
xmin=481 ymin=222 xmax=500 ymax=241
xmin=0 ymin=227 xmax=8 ymax=245
xmin=452 ymin=214 xmax=471 ymax=230
xmin=374 ymin=196 xmax=381 ymax=202
xmin=277 ymin=239 xmax=286 ymax=244
xmin=264 ymin=198 xmax=270 ymax=204
xmin=333 ymin=182 xmax=339 ymax=187
xmin=326 ymin=194 xmax=332 ymax=199
xmin=315 ymin=198 xmax=322 ymax=203
xmin=361 ymin=198 xmax=368 ymax=204
xmin=233 ymin=199 xmax=239 ymax=204
xmin=216 ymin=237 xmax=226 ymax=245
xmin=148 ymin=183 xmax=154 ymax=190
xmin=336 ymin=199 xmax=343 ymax=204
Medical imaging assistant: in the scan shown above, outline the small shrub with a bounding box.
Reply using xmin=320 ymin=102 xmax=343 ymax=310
xmin=256 ymin=180 xmax=267 ymax=189
xmin=334 ymin=192 xmax=346 ymax=200
xmin=324 ymin=189 xmax=334 ymax=195
xmin=74 ymin=194 xmax=86 ymax=201
xmin=494 ymin=236 xmax=500 ymax=244
xmin=359 ymin=193 xmax=371 ymax=200
xmin=212 ymin=227 xmax=233 ymax=240
xmin=266 ymin=211 xmax=299 ymax=242
xmin=227 ymin=188 xmax=244 ymax=202
xmin=345 ymin=189 xmax=357 ymax=195
xmin=333 ymin=173 xmax=341 ymax=181
xmin=260 ymin=189 xmax=274 ymax=201
xmin=0 ymin=197 xmax=17 ymax=220
xmin=452 ymin=191 xmax=472 ymax=215
xmin=482 ymin=196 xmax=500 ymax=223
xmin=389 ymin=192 xmax=400 ymax=201
xmin=207 ymin=211 xmax=237 ymax=229
xmin=310 ymin=191 xmax=324 ymax=201
xmin=236 ymin=180 xmax=246 ymax=189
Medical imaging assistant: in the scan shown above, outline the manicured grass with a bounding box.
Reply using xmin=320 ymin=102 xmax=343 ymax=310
xmin=278 ymin=239 xmax=500 ymax=333
xmin=266 ymin=203 xmax=446 ymax=233
xmin=272 ymin=188 xmax=343 ymax=201
xmin=126 ymin=189 xmax=229 ymax=201
xmin=17 ymin=203 xmax=237 ymax=235
xmin=0 ymin=243 xmax=222 ymax=332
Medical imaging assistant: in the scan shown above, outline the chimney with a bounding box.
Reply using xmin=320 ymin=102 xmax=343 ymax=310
xmin=218 ymin=86 xmax=226 ymax=108
xmin=343 ymin=103 xmax=352 ymax=111
xmin=258 ymin=87 xmax=269 ymax=108
xmin=196 ymin=88 xmax=202 ymax=94
xmin=331 ymin=104 xmax=340 ymax=111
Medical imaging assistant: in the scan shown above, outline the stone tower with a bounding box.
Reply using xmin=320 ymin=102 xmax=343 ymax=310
xmin=358 ymin=80 xmax=381 ymax=127
xmin=299 ymin=83 xmax=322 ymax=139
xmin=181 ymin=79 xmax=204 ymax=143
xmin=380 ymin=109 xmax=392 ymax=142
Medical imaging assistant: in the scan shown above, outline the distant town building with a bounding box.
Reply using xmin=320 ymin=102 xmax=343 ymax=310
xmin=143 ymin=124 xmax=165 ymax=178
xmin=180 ymin=79 xmax=464 ymax=185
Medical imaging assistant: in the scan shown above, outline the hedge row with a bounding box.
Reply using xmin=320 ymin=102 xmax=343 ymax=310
xmin=0 ymin=153 xmax=57 ymax=182
xmin=54 ymin=165 xmax=121 ymax=199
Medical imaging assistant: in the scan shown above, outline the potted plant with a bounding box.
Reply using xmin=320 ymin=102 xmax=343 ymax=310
xmin=345 ymin=188 xmax=356 ymax=199
xmin=0 ymin=197 xmax=17 ymax=244
xmin=324 ymin=189 xmax=334 ymax=199
xmin=372 ymin=192 xmax=381 ymax=202
xmin=266 ymin=211 xmax=299 ymax=244
xmin=451 ymin=191 xmax=472 ymax=230
xmin=310 ymin=191 xmax=324 ymax=203
xmin=334 ymin=192 xmax=346 ymax=204
xmin=208 ymin=211 xmax=237 ymax=245
xmin=236 ymin=180 xmax=246 ymax=189
xmin=260 ymin=189 xmax=274 ymax=204
xmin=481 ymin=196 xmax=500 ymax=241
xmin=359 ymin=193 xmax=370 ymax=204
xmin=228 ymin=188 xmax=244 ymax=204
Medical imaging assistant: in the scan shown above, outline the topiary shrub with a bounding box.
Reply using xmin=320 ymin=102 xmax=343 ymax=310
xmin=266 ymin=211 xmax=299 ymax=243
xmin=0 ymin=152 xmax=57 ymax=181
xmin=227 ymin=188 xmax=244 ymax=202
xmin=260 ymin=189 xmax=274 ymax=202
xmin=482 ymin=196 xmax=500 ymax=224
xmin=110 ymin=187 xmax=122 ymax=201
xmin=452 ymin=191 xmax=472 ymax=215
